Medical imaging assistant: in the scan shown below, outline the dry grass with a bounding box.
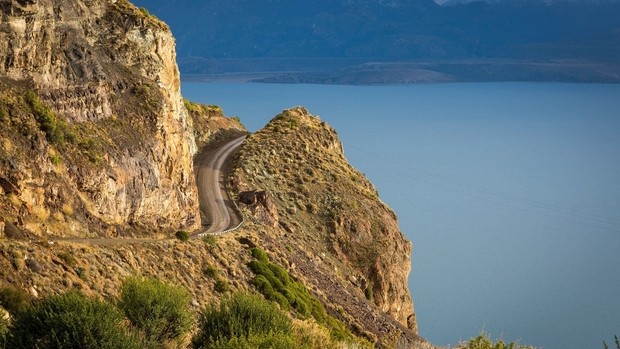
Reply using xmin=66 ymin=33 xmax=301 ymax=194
xmin=52 ymin=212 xmax=64 ymax=222
xmin=32 ymin=205 xmax=50 ymax=221
xmin=8 ymin=193 xmax=21 ymax=207
xmin=2 ymin=139 xmax=12 ymax=153
xmin=61 ymin=204 xmax=74 ymax=216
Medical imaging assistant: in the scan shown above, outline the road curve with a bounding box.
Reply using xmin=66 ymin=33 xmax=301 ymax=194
xmin=194 ymin=136 xmax=246 ymax=235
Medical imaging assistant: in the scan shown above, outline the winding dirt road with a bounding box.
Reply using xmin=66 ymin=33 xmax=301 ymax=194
xmin=194 ymin=136 xmax=246 ymax=235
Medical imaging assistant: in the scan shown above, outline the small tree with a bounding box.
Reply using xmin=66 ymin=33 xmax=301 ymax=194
xmin=118 ymin=276 xmax=193 ymax=344
xmin=7 ymin=290 xmax=138 ymax=349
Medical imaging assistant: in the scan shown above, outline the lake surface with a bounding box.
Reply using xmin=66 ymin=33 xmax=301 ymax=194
xmin=182 ymin=82 xmax=620 ymax=349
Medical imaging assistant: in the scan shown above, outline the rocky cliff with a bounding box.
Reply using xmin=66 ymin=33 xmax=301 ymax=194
xmin=231 ymin=107 xmax=420 ymax=346
xmin=0 ymin=0 xmax=207 ymax=236
xmin=0 ymin=1 xmax=427 ymax=348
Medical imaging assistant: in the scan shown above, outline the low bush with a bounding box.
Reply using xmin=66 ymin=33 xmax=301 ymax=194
xmin=456 ymin=332 xmax=537 ymax=349
xmin=214 ymin=279 xmax=230 ymax=293
xmin=203 ymin=264 xmax=219 ymax=278
xmin=57 ymin=251 xmax=77 ymax=268
xmin=7 ymin=290 xmax=139 ymax=349
xmin=192 ymin=292 xmax=292 ymax=348
xmin=206 ymin=333 xmax=295 ymax=349
xmin=118 ymin=276 xmax=193 ymax=344
xmin=246 ymin=248 xmax=356 ymax=342
xmin=0 ymin=285 xmax=31 ymax=314
xmin=175 ymin=230 xmax=190 ymax=241
xmin=202 ymin=235 xmax=217 ymax=246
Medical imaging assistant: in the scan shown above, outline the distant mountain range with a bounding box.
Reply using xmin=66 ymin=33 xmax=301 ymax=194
xmin=133 ymin=0 xmax=620 ymax=83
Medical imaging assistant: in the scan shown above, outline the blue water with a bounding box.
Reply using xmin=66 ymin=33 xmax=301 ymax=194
xmin=182 ymin=82 xmax=620 ymax=349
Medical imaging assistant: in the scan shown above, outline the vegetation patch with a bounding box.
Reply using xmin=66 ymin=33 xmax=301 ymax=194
xmin=0 ymin=285 xmax=31 ymax=314
xmin=25 ymin=90 xmax=74 ymax=145
xmin=271 ymin=111 xmax=301 ymax=130
xmin=456 ymin=332 xmax=538 ymax=349
xmin=175 ymin=230 xmax=190 ymax=241
xmin=57 ymin=251 xmax=77 ymax=268
xmin=203 ymin=263 xmax=230 ymax=294
xmin=247 ymin=247 xmax=361 ymax=343
xmin=202 ymin=234 xmax=218 ymax=246
xmin=22 ymin=90 xmax=105 ymax=164
xmin=184 ymin=99 xmax=222 ymax=114
xmin=7 ymin=290 xmax=139 ymax=349
xmin=192 ymin=292 xmax=292 ymax=349
xmin=118 ymin=276 xmax=193 ymax=344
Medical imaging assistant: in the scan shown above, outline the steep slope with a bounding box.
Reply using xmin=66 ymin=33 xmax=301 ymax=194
xmin=0 ymin=0 xmax=208 ymax=237
xmin=230 ymin=107 xmax=421 ymax=346
xmin=0 ymin=1 xmax=429 ymax=348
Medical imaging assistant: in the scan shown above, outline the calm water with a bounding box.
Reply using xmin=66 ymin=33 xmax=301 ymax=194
xmin=182 ymin=82 xmax=620 ymax=349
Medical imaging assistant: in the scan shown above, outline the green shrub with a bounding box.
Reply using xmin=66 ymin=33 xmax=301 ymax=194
xmin=49 ymin=154 xmax=61 ymax=165
xmin=118 ymin=276 xmax=193 ymax=344
xmin=249 ymin=247 xmax=269 ymax=262
xmin=75 ymin=267 xmax=88 ymax=280
xmin=364 ymin=285 xmax=374 ymax=301
xmin=456 ymin=332 xmax=537 ymax=349
xmin=7 ymin=290 xmax=139 ymax=349
xmin=25 ymin=90 xmax=70 ymax=145
xmin=203 ymin=264 xmax=219 ymax=278
xmin=202 ymin=235 xmax=217 ymax=246
xmin=192 ymin=292 xmax=292 ymax=348
xmin=208 ymin=333 xmax=296 ymax=349
xmin=214 ymin=279 xmax=230 ymax=293
xmin=246 ymin=248 xmax=356 ymax=343
xmin=175 ymin=230 xmax=190 ymax=241
xmin=0 ymin=285 xmax=31 ymax=314
xmin=57 ymin=251 xmax=76 ymax=268
xmin=184 ymin=99 xmax=200 ymax=113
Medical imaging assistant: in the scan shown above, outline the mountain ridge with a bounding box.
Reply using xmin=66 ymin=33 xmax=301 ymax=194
xmin=133 ymin=0 xmax=620 ymax=83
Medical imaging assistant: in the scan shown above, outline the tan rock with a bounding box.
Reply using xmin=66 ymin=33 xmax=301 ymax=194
xmin=0 ymin=0 xmax=201 ymax=234
xmin=232 ymin=107 xmax=419 ymax=342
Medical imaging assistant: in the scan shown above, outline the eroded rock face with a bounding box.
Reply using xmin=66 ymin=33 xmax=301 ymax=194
xmin=238 ymin=190 xmax=279 ymax=227
xmin=232 ymin=107 xmax=418 ymax=341
xmin=0 ymin=0 xmax=200 ymax=235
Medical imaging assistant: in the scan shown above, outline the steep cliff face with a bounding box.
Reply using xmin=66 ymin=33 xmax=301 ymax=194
xmin=231 ymin=107 xmax=419 ymax=345
xmin=0 ymin=0 xmax=200 ymax=236
xmin=0 ymin=2 xmax=429 ymax=347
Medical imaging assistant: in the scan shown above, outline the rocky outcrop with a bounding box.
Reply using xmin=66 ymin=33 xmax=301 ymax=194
xmin=238 ymin=190 xmax=278 ymax=228
xmin=231 ymin=107 xmax=419 ymax=346
xmin=0 ymin=0 xmax=200 ymax=236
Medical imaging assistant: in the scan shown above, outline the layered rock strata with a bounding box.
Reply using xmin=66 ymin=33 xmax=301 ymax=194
xmin=0 ymin=0 xmax=201 ymax=236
